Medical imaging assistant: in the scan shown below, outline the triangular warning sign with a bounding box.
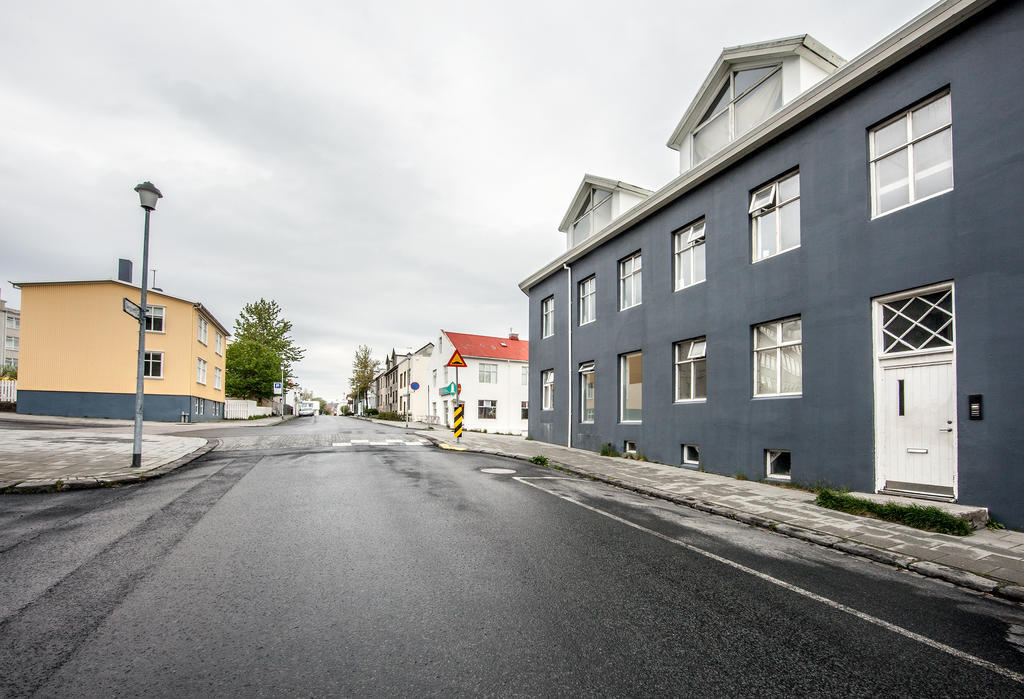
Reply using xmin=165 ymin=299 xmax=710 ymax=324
xmin=446 ymin=349 xmax=468 ymax=368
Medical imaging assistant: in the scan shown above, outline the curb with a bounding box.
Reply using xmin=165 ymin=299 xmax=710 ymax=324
xmin=428 ymin=440 xmax=1024 ymax=605
xmin=1 ymin=439 xmax=218 ymax=494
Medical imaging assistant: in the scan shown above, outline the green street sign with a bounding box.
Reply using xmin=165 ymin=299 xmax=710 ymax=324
xmin=439 ymin=381 xmax=458 ymax=396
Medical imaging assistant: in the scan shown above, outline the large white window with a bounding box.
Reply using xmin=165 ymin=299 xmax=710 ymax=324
xmin=479 ymin=363 xmax=497 ymax=384
xmin=674 ymin=337 xmax=707 ymax=401
xmin=619 ymin=252 xmax=642 ymax=310
xmin=4 ymin=336 xmax=18 ymax=351
xmin=214 ymin=366 xmax=223 ymax=390
xmin=143 ymin=351 xmax=163 ymax=379
xmin=693 ymin=64 xmax=783 ymax=166
xmin=145 ymin=306 xmax=165 ymax=332
xmin=541 ymin=296 xmax=554 ymax=338
xmin=215 ymin=332 xmax=224 ymax=355
xmin=521 ymin=365 xmax=528 ymax=386
xmin=478 ymin=400 xmax=496 ymax=419
xmin=870 ymin=92 xmax=953 ymax=217
xmin=674 ymin=220 xmax=706 ymax=290
xmin=754 ymin=317 xmax=802 ymax=396
xmin=579 ymin=362 xmax=595 ymax=423
xmin=197 ymin=316 xmax=209 ymax=345
xmin=6 ymin=315 xmax=19 ymax=329
xmin=578 ymin=276 xmax=596 ymax=325
xmin=196 ymin=357 xmax=207 ymax=385
xmin=569 ymin=187 xmax=613 ymax=247
xmin=750 ymin=172 xmax=800 ymax=262
xmin=619 ymin=352 xmax=642 ymax=422
xmin=541 ymin=370 xmax=554 ymax=410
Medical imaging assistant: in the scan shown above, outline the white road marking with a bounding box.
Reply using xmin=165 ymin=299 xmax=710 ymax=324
xmin=332 ymin=440 xmax=427 ymax=447
xmin=514 ymin=476 xmax=1024 ymax=685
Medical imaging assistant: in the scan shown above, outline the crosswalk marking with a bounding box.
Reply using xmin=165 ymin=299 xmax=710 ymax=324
xmin=332 ymin=440 xmax=427 ymax=447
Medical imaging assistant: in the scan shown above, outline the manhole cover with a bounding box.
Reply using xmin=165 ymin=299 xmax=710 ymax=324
xmin=480 ymin=468 xmax=517 ymax=475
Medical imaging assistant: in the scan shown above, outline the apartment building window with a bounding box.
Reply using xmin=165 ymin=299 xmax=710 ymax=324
xmin=4 ymin=358 xmax=16 ymax=369
xmin=579 ymin=362 xmax=595 ymax=423
xmin=754 ymin=317 xmax=802 ymax=396
xmin=5 ymin=315 xmax=19 ymax=329
xmin=197 ymin=316 xmax=209 ymax=345
xmin=522 ymin=365 xmax=528 ymax=386
xmin=578 ymin=276 xmax=596 ymax=325
xmin=196 ymin=357 xmax=208 ymax=385
xmin=693 ymin=64 xmax=783 ymax=165
xmin=682 ymin=444 xmax=700 ymax=466
xmin=214 ymin=366 xmax=223 ymax=390
xmin=767 ymin=449 xmax=792 ymax=480
xmin=674 ymin=337 xmax=707 ymax=401
xmin=145 ymin=306 xmax=165 ymax=332
xmin=478 ymin=400 xmax=497 ymax=419
xmin=619 ymin=252 xmax=642 ymax=310
xmin=479 ymin=363 xmax=497 ymax=384
xmin=4 ymin=336 xmax=18 ymax=351
xmin=215 ymin=332 xmax=224 ymax=355
xmin=870 ymin=91 xmax=953 ymax=217
xmin=569 ymin=186 xmax=613 ymax=247
xmin=619 ymin=352 xmax=642 ymax=422
xmin=143 ymin=351 xmax=163 ymax=379
xmin=750 ymin=172 xmax=800 ymax=262
xmin=541 ymin=370 xmax=554 ymax=410
xmin=674 ymin=220 xmax=706 ymax=290
xmin=521 ymin=401 xmax=529 ymax=420
xmin=541 ymin=296 xmax=555 ymax=338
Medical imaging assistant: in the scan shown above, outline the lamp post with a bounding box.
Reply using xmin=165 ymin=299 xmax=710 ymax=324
xmin=131 ymin=181 xmax=162 ymax=468
xmin=404 ymin=351 xmax=412 ymax=428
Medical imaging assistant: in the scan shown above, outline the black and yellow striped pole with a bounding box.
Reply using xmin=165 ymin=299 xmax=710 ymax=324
xmin=453 ymin=365 xmax=463 ymax=441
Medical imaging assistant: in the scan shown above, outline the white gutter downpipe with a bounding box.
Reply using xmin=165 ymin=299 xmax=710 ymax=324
xmin=563 ymin=263 xmax=572 ymax=447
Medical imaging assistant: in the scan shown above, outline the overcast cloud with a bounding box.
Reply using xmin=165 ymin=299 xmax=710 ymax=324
xmin=0 ymin=0 xmax=935 ymax=401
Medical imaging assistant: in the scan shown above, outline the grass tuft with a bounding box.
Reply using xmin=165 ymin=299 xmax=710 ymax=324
xmin=600 ymin=442 xmax=620 ymax=457
xmin=815 ymin=489 xmax=971 ymax=536
xmin=529 ymin=455 xmax=549 ymax=466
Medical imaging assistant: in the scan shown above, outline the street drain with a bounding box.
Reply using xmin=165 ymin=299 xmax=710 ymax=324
xmin=480 ymin=468 xmax=517 ymax=475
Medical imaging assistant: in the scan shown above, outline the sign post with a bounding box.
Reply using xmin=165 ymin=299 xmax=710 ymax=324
xmin=446 ymin=349 xmax=468 ymax=442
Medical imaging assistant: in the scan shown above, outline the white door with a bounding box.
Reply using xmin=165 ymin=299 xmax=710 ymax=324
xmin=873 ymin=284 xmax=957 ymax=499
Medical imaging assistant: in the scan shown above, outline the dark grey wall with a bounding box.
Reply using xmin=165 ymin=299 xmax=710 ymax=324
xmin=527 ymin=2 xmax=1024 ymax=527
xmin=17 ymin=391 xmax=224 ymax=423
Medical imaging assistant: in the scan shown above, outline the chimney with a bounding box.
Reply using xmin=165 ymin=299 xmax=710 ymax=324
xmin=508 ymin=331 xmax=519 ymax=341
xmin=117 ymin=259 xmax=133 ymax=284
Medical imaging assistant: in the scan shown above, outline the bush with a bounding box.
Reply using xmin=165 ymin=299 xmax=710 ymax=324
xmin=366 ymin=408 xmax=379 ymax=416
xmin=600 ymin=442 xmax=620 ymax=457
xmin=530 ymin=455 xmax=549 ymax=466
xmin=815 ymin=489 xmax=972 ymax=536
xmin=375 ymin=411 xmax=404 ymax=421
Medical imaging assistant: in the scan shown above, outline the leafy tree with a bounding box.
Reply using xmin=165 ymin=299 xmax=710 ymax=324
xmin=224 ymin=338 xmax=280 ymax=401
xmin=233 ymin=298 xmax=305 ymax=378
xmin=0 ymin=364 xmax=16 ymax=380
xmin=349 ymin=345 xmax=380 ymax=406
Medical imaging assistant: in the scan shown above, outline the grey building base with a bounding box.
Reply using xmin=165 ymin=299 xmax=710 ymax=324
xmin=16 ymin=390 xmax=224 ymax=423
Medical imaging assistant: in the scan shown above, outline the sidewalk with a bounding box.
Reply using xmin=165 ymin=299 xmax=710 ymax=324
xmin=0 ymin=413 xmax=284 ymax=490
xmin=361 ymin=418 xmax=1024 ymax=603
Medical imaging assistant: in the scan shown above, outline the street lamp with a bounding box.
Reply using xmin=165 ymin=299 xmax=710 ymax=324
xmin=131 ymin=181 xmax=162 ymax=468
xmin=404 ymin=351 xmax=412 ymax=428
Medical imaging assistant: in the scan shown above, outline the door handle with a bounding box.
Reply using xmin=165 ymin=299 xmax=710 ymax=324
xmin=939 ymin=428 xmax=953 ymax=432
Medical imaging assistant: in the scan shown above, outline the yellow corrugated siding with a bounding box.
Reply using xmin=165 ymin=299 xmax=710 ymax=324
xmin=18 ymin=282 xmax=225 ymax=398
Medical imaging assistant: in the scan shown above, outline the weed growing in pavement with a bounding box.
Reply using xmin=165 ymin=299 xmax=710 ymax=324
xmin=734 ymin=473 xmax=748 ymax=481
xmin=815 ymin=489 xmax=972 ymax=536
xmin=600 ymin=442 xmax=620 ymax=457
xmin=530 ymin=455 xmax=549 ymax=466
xmin=987 ymin=519 xmax=1006 ymax=531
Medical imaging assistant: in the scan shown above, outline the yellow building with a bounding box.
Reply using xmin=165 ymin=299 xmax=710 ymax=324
xmin=12 ymin=279 xmax=230 ymax=421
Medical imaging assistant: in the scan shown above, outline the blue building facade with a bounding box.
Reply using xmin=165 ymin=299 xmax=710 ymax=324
xmin=522 ymin=1 xmax=1024 ymax=527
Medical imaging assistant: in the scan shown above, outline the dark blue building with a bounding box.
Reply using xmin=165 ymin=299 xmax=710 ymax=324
xmin=520 ymin=0 xmax=1024 ymax=527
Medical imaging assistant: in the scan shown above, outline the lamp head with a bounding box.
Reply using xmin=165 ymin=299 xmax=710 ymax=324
xmin=134 ymin=181 xmax=163 ymax=211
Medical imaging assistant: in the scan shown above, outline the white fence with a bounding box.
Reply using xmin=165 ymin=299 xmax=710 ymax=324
xmin=0 ymin=379 xmax=15 ymax=403
xmin=224 ymin=399 xmax=272 ymax=420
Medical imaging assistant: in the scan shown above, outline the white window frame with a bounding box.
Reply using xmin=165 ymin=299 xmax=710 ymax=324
xmin=145 ymin=305 xmax=165 ymax=333
xmin=521 ymin=401 xmax=529 ymax=420
xmin=214 ymin=366 xmax=223 ymax=390
xmin=478 ymin=399 xmax=497 ymax=420
xmin=143 ymin=351 xmax=163 ymax=379
xmin=750 ymin=172 xmax=800 ymax=263
xmin=579 ymin=362 xmax=595 ymax=424
xmin=569 ymin=187 xmax=613 ymax=246
xmin=7 ymin=315 xmax=20 ymax=329
xmin=197 ymin=316 xmax=209 ymax=345
xmin=541 ymin=370 xmax=554 ymax=410
xmin=870 ymin=91 xmax=953 ymax=218
xmin=753 ymin=317 xmax=802 ymax=397
xmin=682 ymin=444 xmax=700 ymax=466
xmin=674 ymin=220 xmax=706 ymax=291
xmin=619 ymin=351 xmax=642 ymax=423
xmin=618 ymin=252 xmax=642 ymax=311
xmin=766 ymin=449 xmax=792 ymax=480
xmin=215 ymin=332 xmax=224 ymax=356
xmin=692 ymin=63 xmax=783 ymax=167
xmin=4 ymin=336 xmax=18 ymax=351
xmin=479 ymin=363 xmax=497 ymax=384
xmin=541 ymin=296 xmax=555 ymax=338
xmin=578 ymin=276 xmax=596 ymax=325
xmin=521 ymin=365 xmax=528 ymax=386
xmin=674 ymin=337 xmax=707 ymax=402
xmin=196 ymin=357 xmax=207 ymax=385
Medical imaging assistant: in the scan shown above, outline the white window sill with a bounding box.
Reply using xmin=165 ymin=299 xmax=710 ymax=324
xmin=752 ymin=393 xmax=801 ymax=400
xmin=766 ymin=474 xmax=792 ymax=481
xmin=619 ymin=420 xmax=642 ymax=424
xmin=674 ymin=279 xmax=706 ymax=293
xmin=674 ymin=398 xmax=707 ymax=405
xmin=579 ymin=319 xmax=596 ymax=327
xmin=682 ymin=461 xmax=700 ymax=468
xmin=619 ymin=303 xmax=641 ymax=312
xmin=145 ymin=330 xmax=166 ymax=335
xmin=752 ymin=245 xmax=800 ymax=264
xmin=143 ymin=376 xmax=164 ymax=380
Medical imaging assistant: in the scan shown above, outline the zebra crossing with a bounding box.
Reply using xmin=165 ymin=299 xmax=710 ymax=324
xmin=332 ymin=438 xmax=428 ymax=447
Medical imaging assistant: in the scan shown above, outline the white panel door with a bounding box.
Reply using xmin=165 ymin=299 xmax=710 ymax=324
xmin=878 ymin=361 xmax=955 ymax=492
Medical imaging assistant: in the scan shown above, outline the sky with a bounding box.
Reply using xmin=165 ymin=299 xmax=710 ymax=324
xmin=0 ymin=0 xmax=936 ymax=402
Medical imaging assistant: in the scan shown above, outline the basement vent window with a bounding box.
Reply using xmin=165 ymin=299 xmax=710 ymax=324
xmin=624 ymin=440 xmax=638 ymax=455
xmin=682 ymin=444 xmax=700 ymax=466
xmin=766 ymin=449 xmax=791 ymax=480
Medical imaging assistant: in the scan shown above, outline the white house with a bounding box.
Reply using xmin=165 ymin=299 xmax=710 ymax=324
xmin=426 ymin=330 xmax=529 ymax=435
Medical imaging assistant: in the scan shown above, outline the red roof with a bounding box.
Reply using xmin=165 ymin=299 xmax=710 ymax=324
xmin=444 ymin=331 xmax=529 ymax=361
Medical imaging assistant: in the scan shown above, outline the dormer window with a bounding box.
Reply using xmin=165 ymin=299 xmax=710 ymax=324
xmin=569 ymin=187 xmax=613 ymax=247
xmin=692 ymin=65 xmax=783 ymax=165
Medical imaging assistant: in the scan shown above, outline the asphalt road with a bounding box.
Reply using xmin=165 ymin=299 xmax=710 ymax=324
xmin=1 ymin=416 xmax=1022 ymax=696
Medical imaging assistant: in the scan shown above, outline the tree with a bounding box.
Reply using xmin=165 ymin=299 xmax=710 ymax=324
xmin=224 ymin=338 xmax=280 ymax=401
xmin=233 ymin=298 xmax=305 ymax=378
xmin=349 ymin=345 xmax=380 ymax=406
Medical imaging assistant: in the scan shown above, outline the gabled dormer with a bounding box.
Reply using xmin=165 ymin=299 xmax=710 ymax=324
xmin=558 ymin=175 xmax=653 ymax=250
xmin=667 ymin=35 xmax=844 ymax=173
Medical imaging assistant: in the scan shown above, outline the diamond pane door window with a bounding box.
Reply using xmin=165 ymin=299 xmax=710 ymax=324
xmin=881 ymin=289 xmax=953 ymax=354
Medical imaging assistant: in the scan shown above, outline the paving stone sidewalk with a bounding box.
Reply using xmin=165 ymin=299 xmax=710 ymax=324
xmin=383 ymin=421 xmax=1024 ymax=602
